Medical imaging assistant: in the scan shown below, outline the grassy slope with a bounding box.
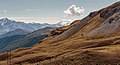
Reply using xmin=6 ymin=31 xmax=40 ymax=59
xmin=0 ymin=36 xmax=120 ymax=65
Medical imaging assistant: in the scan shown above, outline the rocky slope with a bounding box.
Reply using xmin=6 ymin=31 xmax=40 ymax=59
xmin=0 ymin=1 xmax=120 ymax=65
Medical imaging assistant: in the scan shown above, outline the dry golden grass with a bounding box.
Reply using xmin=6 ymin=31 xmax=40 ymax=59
xmin=0 ymin=35 xmax=120 ymax=65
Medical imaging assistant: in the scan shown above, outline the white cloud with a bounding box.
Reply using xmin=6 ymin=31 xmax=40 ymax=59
xmin=64 ymin=5 xmax=85 ymax=16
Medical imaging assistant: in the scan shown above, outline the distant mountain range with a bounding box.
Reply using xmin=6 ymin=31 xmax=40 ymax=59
xmin=0 ymin=18 xmax=71 ymax=35
xmin=0 ymin=18 xmax=71 ymax=53
xmin=0 ymin=27 xmax=54 ymax=53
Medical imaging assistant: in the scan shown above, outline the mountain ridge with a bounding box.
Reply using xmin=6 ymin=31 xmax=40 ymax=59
xmin=0 ymin=28 xmax=30 ymax=38
xmin=0 ymin=18 xmax=71 ymax=35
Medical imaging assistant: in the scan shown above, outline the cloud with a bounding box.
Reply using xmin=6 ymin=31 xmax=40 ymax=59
xmin=64 ymin=5 xmax=85 ymax=16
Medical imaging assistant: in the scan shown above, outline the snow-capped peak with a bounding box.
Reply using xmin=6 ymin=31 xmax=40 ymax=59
xmin=2 ymin=18 xmax=9 ymax=20
xmin=0 ymin=18 xmax=11 ymax=25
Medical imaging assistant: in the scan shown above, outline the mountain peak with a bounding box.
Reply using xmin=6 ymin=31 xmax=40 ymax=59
xmin=0 ymin=18 xmax=13 ymax=26
xmin=0 ymin=18 xmax=10 ymax=21
xmin=2 ymin=18 xmax=9 ymax=20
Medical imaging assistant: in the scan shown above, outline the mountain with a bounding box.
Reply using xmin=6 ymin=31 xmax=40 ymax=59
xmin=0 ymin=27 xmax=55 ymax=53
xmin=0 ymin=18 xmax=71 ymax=35
xmin=0 ymin=29 xmax=30 ymax=38
xmin=0 ymin=1 xmax=120 ymax=65
xmin=0 ymin=18 xmax=34 ymax=35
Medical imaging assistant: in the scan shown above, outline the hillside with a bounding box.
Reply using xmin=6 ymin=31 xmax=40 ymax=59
xmin=0 ymin=35 xmax=25 ymax=50
xmin=0 ymin=1 xmax=120 ymax=65
xmin=0 ymin=27 xmax=54 ymax=53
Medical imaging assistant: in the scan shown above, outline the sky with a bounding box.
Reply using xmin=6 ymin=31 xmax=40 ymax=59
xmin=0 ymin=0 xmax=119 ymax=24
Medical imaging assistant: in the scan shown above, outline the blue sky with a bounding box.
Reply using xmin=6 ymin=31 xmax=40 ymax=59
xmin=0 ymin=0 xmax=118 ymax=23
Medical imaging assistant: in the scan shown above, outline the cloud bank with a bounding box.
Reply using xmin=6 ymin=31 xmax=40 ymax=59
xmin=64 ymin=5 xmax=85 ymax=16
